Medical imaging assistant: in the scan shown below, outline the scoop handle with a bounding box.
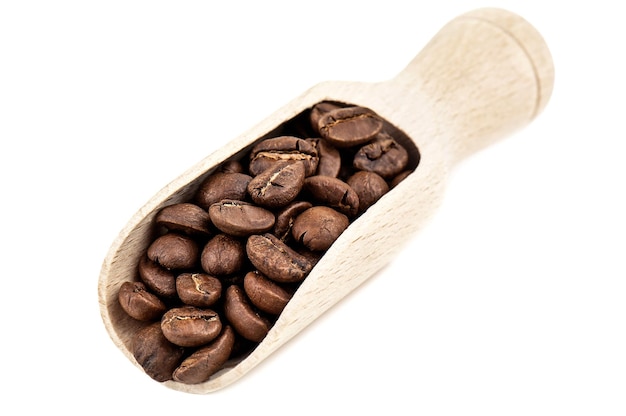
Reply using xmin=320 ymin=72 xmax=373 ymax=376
xmin=391 ymin=8 xmax=554 ymax=164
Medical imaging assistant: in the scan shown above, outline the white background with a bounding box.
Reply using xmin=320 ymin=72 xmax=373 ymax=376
xmin=1 ymin=1 xmax=624 ymax=414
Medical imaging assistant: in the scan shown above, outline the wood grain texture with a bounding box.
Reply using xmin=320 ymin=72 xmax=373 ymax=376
xmin=98 ymin=7 xmax=554 ymax=393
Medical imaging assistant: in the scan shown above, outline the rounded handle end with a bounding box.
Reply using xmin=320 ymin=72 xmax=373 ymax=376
xmin=393 ymin=8 xmax=555 ymax=162
xmin=463 ymin=8 xmax=555 ymax=119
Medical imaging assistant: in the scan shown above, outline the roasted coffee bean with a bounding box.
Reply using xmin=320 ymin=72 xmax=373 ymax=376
xmin=291 ymin=206 xmax=349 ymax=251
xmin=296 ymin=247 xmax=323 ymax=268
xmin=273 ymin=200 xmax=312 ymax=241
xmin=132 ymin=322 xmax=185 ymax=382
xmin=172 ymin=325 xmax=236 ymax=384
xmin=219 ymin=273 xmax=246 ymax=287
xmin=224 ymin=285 xmax=271 ymax=342
xmin=118 ymin=281 xmax=167 ymax=321
xmin=209 ymin=199 xmax=275 ymax=237
xmin=248 ymin=136 xmax=318 ymax=177
xmin=307 ymin=138 xmax=342 ymax=177
xmin=353 ymin=132 xmax=409 ymax=179
xmin=390 ymin=170 xmax=413 ymax=188
xmin=155 ymin=203 xmax=211 ymax=236
xmin=246 ymin=233 xmax=313 ymax=283
xmin=176 ymin=273 xmax=222 ymax=308
xmin=346 ymin=171 xmax=390 ymax=214
xmin=195 ymin=172 xmax=252 ymax=210
xmin=309 ymin=101 xmax=342 ymax=131
xmin=161 ymin=306 xmax=222 ymax=348
xmin=317 ymin=106 xmax=383 ymax=148
xmin=200 ymin=233 xmax=246 ymax=275
xmin=138 ymin=255 xmax=177 ymax=298
xmin=147 ymin=233 xmax=199 ymax=270
xmin=303 ymin=175 xmax=359 ymax=217
xmin=219 ymin=160 xmax=244 ymax=174
xmin=247 ymin=160 xmax=305 ymax=208
xmin=243 ymin=271 xmax=293 ymax=315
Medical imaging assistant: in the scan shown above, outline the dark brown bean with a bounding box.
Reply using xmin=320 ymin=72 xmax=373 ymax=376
xmin=176 ymin=273 xmax=222 ymax=308
xmin=200 ymin=233 xmax=246 ymax=275
xmin=353 ymin=132 xmax=409 ymax=179
xmin=209 ymin=200 xmax=275 ymax=237
xmin=195 ymin=172 xmax=252 ymax=210
xmin=317 ymin=106 xmax=383 ymax=148
xmin=172 ymin=325 xmax=236 ymax=384
xmin=346 ymin=170 xmax=390 ymax=214
xmin=309 ymin=101 xmax=342 ymax=132
xmin=315 ymin=138 xmax=342 ymax=177
xmin=243 ymin=271 xmax=293 ymax=315
xmin=273 ymin=200 xmax=312 ymax=241
xmin=161 ymin=306 xmax=222 ymax=347
xmin=246 ymin=233 xmax=313 ymax=283
xmin=247 ymin=160 xmax=305 ymax=208
xmin=390 ymin=169 xmax=413 ymax=188
xmin=291 ymin=206 xmax=349 ymax=251
xmin=118 ymin=281 xmax=167 ymax=321
xmin=248 ymin=136 xmax=318 ymax=177
xmin=303 ymin=175 xmax=359 ymax=217
xmin=224 ymin=285 xmax=271 ymax=342
xmin=219 ymin=273 xmax=246 ymax=288
xmin=132 ymin=322 xmax=185 ymax=382
xmin=147 ymin=233 xmax=199 ymax=270
xmin=154 ymin=203 xmax=211 ymax=236
xmin=138 ymin=255 xmax=177 ymax=298
xmin=296 ymin=247 xmax=323 ymax=268
xmin=219 ymin=160 xmax=244 ymax=174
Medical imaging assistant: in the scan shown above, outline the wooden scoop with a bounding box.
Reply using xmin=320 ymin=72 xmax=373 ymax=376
xmin=99 ymin=8 xmax=554 ymax=393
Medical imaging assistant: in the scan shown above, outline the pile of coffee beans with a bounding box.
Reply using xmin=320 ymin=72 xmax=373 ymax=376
xmin=118 ymin=101 xmax=418 ymax=384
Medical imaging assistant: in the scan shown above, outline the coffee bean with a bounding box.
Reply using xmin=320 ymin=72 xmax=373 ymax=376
xmin=291 ymin=206 xmax=349 ymax=251
xmin=249 ymin=136 xmax=319 ymax=177
xmin=209 ymin=199 xmax=275 ymax=237
xmin=309 ymin=101 xmax=342 ymax=131
xmin=307 ymin=138 xmax=342 ymax=177
xmin=161 ymin=306 xmax=222 ymax=348
xmin=273 ymin=200 xmax=312 ymax=241
xmin=176 ymin=273 xmax=222 ymax=308
xmin=219 ymin=160 xmax=244 ymax=174
xmin=132 ymin=322 xmax=185 ymax=382
xmin=246 ymin=233 xmax=313 ymax=283
xmin=296 ymin=246 xmax=323 ymax=268
xmin=224 ymin=285 xmax=271 ymax=342
xmin=147 ymin=233 xmax=199 ymax=270
xmin=346 ymin=171 xmax=390 ymax=214
xmin=229 ymin=333 xmax=257 ymax=361
xmin=172 ymin=325 xmax=236 ymax=384
xmin=247 ymin=160 xmax=305 ymax=208
xmin=200 ymin=233 xmax=246 ymax=275
xmin=243 ymin=271 xmax=293 ymax=315
xmin=219 ymin=273 xmax=246 ymax=287
xmin=138 ymin=255 xmax=177 ymax=299
xmin=118 ymin=281 xmax=167 ymax=321
xmin=317 ymin=106 xmax=383 ymax=148
xmin=390 ymin=170 xmax=413 ymax=188
xmin=195 ymin=172 xmax=252 ymax=210
xmin=353 ymin=132 xmax=409 ymax=179
xmin=155 ymin=203 xmax=212 ymax=236
xmin=303 ymin=175 xmax=359 ymax=217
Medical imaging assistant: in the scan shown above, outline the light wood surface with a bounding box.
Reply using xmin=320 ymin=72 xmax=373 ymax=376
xmin=98 ymin=7 xmax=554 ymax=393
